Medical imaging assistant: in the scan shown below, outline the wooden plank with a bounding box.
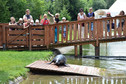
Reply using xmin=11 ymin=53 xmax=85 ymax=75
xmin=32 ymin=40 xmax=44 ymax=45
xmin=70 ymin=24 xmax=72 ymax=42
xmin=26 ymin=61 xmax=106 ymax=77
xmin=124 ymin=18 xmax=126 ymax=36
xmin=101 ymin=20 xmax=103 ymax=38
xmin=61 ymin=25 xmax=64 ymax=43
xmin=89 ymin=22 xmax=91 ymax=40
xmin=57 ymin=25 xmax=59 ymax=43
xmin=109 ymin=19 xmax=112 ymax=38
xmin=8 ymin=36 xmax=27 ymax=41
xmin=79 ymin=23 xmax=82 ymax=41
xmin=74 ymin=45 xmax=78 ymax=56
xmin=105 ymin=20 xmax=107 ymax=39
xmin=31 ymin=30 xmax=44 ymax=35
xmin=9 ymin=41 xmax=27 ymax=45
xmin=32 ymin=36 xmax=44 ymax=40
xmin=74 ymin=23 xmax=77 ymax=41
xmin=93 ymin=21 xmax=96 ymax=40
xmin=8 ymin=30 xmax=25 ymax=34
xmin=29 ymin=26 xmax=32 ymax=50
xmin=114 ymin=19 xmax=117 ymax=38
xmin=66 ymin=24 xmax=68 ymax=43
xmin=84 ymin=23 xmax=88 ymax=40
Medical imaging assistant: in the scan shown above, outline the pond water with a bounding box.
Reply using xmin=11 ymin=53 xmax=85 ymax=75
xmin=20 ymin=41 xmax=126 ymax=84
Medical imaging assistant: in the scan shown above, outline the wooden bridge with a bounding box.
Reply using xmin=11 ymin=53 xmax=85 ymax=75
xmin=0 ymin=15 xmax=126 ymax=56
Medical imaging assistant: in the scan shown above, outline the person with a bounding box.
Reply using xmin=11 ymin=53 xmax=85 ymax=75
xmin=9 ymin=17 xmax=17 ymax=25
xmin=23 ymin=19 xmax=31 ymax=29
xmin=87 ymin=7 xmax=95 ymax=37
xmin=30 ymin=20 xmax=34 ymax=25
xmin=41 ymin=14 xmax=50 ymax=25
xmin=9 ymin=17 xmax=17 ymax=30
xmin=23 ymin=9 xmax=33 ymax=22
xmin=17 ymin=18 xmax=23 ymax=26
xmin=48 ymin=12 xmax=60 ymax=43
xmin=35 ymin=19 xmax=40 ymax=25
xmin=77 ymin=8 xmax=87 ymax=38
xmin=106 ymin=12 xmax=114 ymax=36
xmin=60 ymin=17 xmax=69 ymax=41
xmin=117 ymin=10 xmax=125 ymax=37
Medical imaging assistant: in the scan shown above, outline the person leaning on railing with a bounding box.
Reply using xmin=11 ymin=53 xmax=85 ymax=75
xmin=9 ymin=17 xmax=17 ymax=30
xmin=117 ymin=10 xmax=125 ymax=37
xmin=77 ymin=8 xmax=87 ymax=38
xmin=48 ymin=11 xmax=60 ymax=43
xmin=17 ymin=18 xmax=23 ymax=26
xmin=23 ymin=9 xmax=33 ymax=22
xmin=87 ymin=7 xmax=95 ymax=37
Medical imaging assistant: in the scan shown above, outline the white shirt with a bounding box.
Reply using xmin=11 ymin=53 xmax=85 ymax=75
xmin=78 ymin=13 xmax=86 ymax=19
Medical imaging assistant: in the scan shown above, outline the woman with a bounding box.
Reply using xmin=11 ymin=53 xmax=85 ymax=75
xmin=9 ymin=17 xmax=17 ymax=25
xmin=117 ymin=10 xmax=125 ymax=37
xmin=48 ymin=12 xmax=60 ymax=43
xmin=77 ymin=8 xmax=87 ymax=38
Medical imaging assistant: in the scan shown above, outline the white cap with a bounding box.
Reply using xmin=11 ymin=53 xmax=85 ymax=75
xmin=31 ymin=20 xmax=34 ymax=23
xmin=35 ymin=19 xmax=39 ymax=23
xmin=62 ymin=17 xmax=66 ymax=20
xmin=55 ymin=13 xmax=60 ymax=16
xmin=19 ymin=18 xmax=23 ymax=21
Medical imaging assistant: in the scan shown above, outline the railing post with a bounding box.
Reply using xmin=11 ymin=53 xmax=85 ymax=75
xmin=44 ymin=25 xmax=49 ymax=49
xmin=2 ymin=25 xmax=6 ymax=50
xmin=29 ymin=26 xmax=32 ymax=51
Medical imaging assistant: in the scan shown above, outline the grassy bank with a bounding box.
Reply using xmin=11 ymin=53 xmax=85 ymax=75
xmin=0 ymin=51 xmax=53 ymax=83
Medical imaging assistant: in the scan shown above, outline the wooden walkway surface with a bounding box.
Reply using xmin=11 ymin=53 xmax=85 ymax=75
xmin=26 ymin=61 xmax=106 ymax=77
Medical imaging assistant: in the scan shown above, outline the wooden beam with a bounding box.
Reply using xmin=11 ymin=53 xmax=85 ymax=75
xmin=95 ymin=43 xmax=100 ymax=58
xmin=74 ymin=45 xmax=78 ymax=56
xmin=79 ymin=45 xmax=82 ymax=56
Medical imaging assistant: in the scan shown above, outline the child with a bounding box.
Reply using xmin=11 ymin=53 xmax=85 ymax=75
xmin=23 ymin=19 xmax=31 ymax=29
xmin=60 ymin=17 xmax=69 ymax=41
xmin=17 ymin=18 xmax=23 ymax=26
xmin=30 ymin=20 xmax=34 ymax=25
xmin=35 ymin=19 xmax=40 ymax=25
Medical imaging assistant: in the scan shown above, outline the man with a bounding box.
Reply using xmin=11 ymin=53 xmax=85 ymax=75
xmin=23 ymin=9 xmax=33 ymax=22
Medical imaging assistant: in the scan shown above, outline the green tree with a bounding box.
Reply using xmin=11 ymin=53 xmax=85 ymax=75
xmin=105 ymin=0 xmax=116 ymax=9
xmin=0 ymin=0 xmax=10 ymax=23
xmin=59 ymin=6 xmax=71 ymax=21
xmin=92 ymin=0 xmax=107 ymax=11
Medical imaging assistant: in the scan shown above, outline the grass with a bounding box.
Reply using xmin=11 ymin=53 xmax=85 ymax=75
xmin=0 ymin=51 xmax=53 ymax=83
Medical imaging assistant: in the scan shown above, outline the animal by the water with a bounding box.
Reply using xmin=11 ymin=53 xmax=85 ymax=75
xmin=49 ymin=54 xmax=67 ymax=66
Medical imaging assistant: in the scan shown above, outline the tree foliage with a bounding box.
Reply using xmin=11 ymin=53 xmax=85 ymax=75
xmin=0 ymin=0 xmax=116 ymax=23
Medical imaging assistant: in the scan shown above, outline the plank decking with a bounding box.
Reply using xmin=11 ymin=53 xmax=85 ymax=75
xmin=26 ymin=61 xmax=106 ymax=77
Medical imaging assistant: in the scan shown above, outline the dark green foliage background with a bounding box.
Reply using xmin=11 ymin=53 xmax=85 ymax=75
xmin=0 ymin=0 xmax=116 ymax=23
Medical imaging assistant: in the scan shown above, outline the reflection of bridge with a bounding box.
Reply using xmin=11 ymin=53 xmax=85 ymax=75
xmin=0 ymin=15 xmax=126 ymax=56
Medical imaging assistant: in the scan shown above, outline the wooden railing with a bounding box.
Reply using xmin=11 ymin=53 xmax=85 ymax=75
xmin=0 ymin=15 xmax=126 ymax=50
xmin=44 ymin=15 xmax=126 ymax=47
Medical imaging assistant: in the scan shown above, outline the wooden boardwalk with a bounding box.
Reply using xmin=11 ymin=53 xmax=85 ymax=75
xmin=26 ymin=61 xmax=106 ymax=77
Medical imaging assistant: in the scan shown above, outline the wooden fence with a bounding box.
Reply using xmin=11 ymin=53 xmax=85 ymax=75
xmin=0 ymin=15 xmax=126 ymax=50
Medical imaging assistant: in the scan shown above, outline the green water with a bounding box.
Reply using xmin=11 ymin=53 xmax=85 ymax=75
xmin=20 ymin=42 xmax=126 ymax=84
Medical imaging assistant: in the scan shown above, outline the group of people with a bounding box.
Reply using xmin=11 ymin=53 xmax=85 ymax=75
xmin=9 ymin=8 xmax=125 ymax=43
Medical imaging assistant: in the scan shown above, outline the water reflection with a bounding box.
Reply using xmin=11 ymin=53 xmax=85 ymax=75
xmin=21 ymin=75 xmax=126 ymax=84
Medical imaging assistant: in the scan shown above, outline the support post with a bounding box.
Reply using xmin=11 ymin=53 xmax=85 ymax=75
xmin=74 ymin=45 xmax=78 ymax=56
xmin=29 ymin=26 xmax=32 ymax=51
xmin=79 ymin=45 xmax=82 ymax=56
xmin=2 ymin=25 xmax=6 ymax=50
xmin=95 ymin=43 xmax=100 ymax=59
